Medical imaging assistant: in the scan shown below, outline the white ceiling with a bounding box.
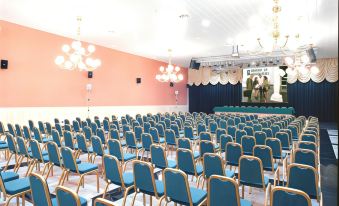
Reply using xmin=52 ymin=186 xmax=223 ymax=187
xmin=0 ymin=0 xmax=338 ymax=67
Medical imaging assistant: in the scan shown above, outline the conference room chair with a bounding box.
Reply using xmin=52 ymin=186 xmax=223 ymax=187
xmin=107 ymin=139 xmax=136 ymax=171
xmin=253 ymin=145 xmax=280 ymax=186
xmin=91 ymin=136 xmax=109 ymax=171
xmin=164 ymin=129 xmax=177 ymax=155
xmin=238 ymin=123 xmax=246 ymax=130
xmin=227 ymin=126 xmax=237 ymax=140
xmin=208 ymin=175 xmax=252 ymax=206
xmin=150 ymin=144 xmax=177 ymax=173
xmin=216 ymin=128 xmax=226 ymax=144
xmin=94 ymin=198 xmax=116 ymax=206
xmin=301 ymin=134 xmax=317 ymax=144
xmin=199 ymin=140 xmax=217 ymax=160
xmin=109 ymin=128 xmax=126 ymax=146
xmin=209 ymin=121 xmax=218 ymax=136
xmin=227 ymin=118 xmax=235 ymax=127
xmin=177 ymin=148 xmax=204 ymax=187
xmin=271 ymin=125 xmax=280 ymax=138
xmin=15 ymin=136 xmax=32 ymax=172
xmin=102 ymin=155 xmax=134 ymax=205
xmin=219 ymin=119 xmax=227 ymax=130
xmin=14 ymin=124 xmax=23 ymax=137
xmin=138 ymin=133 xmax=153 ymax=160
xmin=160 ymin=168 xmax=207 ymax=206
xmin=280 ymin=129 xmax=293 ymax=144
xmin=150 ymin=127 xmax=165 ymax=144
xmin=90 ymin=122 xmax=98 ymax=136
xmin=131 ymin=160 xmax=165 ymax=206
xmin=184 ymin=126 xmax=200 ymax=149
xmin=76 ymin=134 xmax=94 ymax=162
xmin=197 ymin=123 xmax=207 ymax=136
xmin=253 ymin=124 xmax=262 ymax=132
xmin=298 ymin=141 xmax=317 ymax=153
xmin=219 ymin=134 xmax=233 ymax=153
xmin=37 ymin=121 xmax=47 ymax=136
xmin=51 ymin=129 xmax=64 ymax=147
xmin=200 ymin=132 xmax=213 ymax=142
xmin=22 ymin=125 xmax=32 ymax=141
xmin=241 ymin=136 xmax=256 ymax=155
xmin=55 ymin=123 xmax=64 ymax=138
xmin=125 ymin=131 xmax=142 ymax=156
xmin=254 ymin=131 xmax=267 ymax=146
xmin=268 ymin=186 xmax=311 ymax=206
xmin=60 ymin=146 xmax=99 ymax=193
xmin=0 ymin=167 xmax=30 ymax=206
xmin=262 ymin=128 xmax=273 ymax=138
xmin=73 ymin=120 xmax=82 ymax=133
xmin=64 ymin=124 xmax=72 ymax=133
xmin=202 ymin=153 xmax=235 ymax=189
xmin=170 ymin=124 xmax=183 ymax=138
xmin=96 ymin=128 xmax=107 ymax=145
xmin=64 ymin=131 xmax=79 ymax=152
xmin=287 ymin=163 xmax=320 ymax=202
xmin=25 ymin=139 xmax=50 ymax=176
xmin=275 ymin=132 xmax=292 ymax=151
xmin=266 ymin=138 xmax=287 ymax=162
xmin=56 ymin=185 xmax=88 ymax=206
xmin=143 ymin=122 xmax=151 ymax=134
xmin=134 ymin=126 xmax=143 ymax=142
xmin=178 ymin=138 xmax=200 ymax=160
xmin=64 ymin=119 xmax=71 ymax=126
xmin=32 ymin=127 xmax=52 ymax=146
xmin=235 ymin=129 xmax=247 ymax=144
xmin=155 ymin=123 xmax=166 ymax=139
xmin=238 ymin=155 xmax=271 ymax=201
xmin=244 ymin=126 xmax=254 ymax=137
xmin=28 ymin=120 xmax=35 ymax=131
xmin=225 ymin=142 xmax=243 ymax=171
xmin=292 ymin=148 xmax=318 ymax=169
xmin=261 ymin=121 xmax=269 ymax=129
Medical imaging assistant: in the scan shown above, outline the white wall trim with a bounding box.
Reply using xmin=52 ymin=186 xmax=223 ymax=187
xmin=0 ymin=105 xmax=188 ymax=126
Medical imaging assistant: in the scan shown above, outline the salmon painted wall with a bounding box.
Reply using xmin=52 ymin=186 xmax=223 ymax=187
xmin=0 ymin=20 xmax=188 ymax=107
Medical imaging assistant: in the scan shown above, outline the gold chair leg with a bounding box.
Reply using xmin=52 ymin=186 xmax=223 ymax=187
xmin=22 ymin=193 xmax=25 ymax=206
xmin=58 ymin=170 xmax=66 ymax=185
xmin=242 ymin=185 xmax=245 ymax=198
xmin=76 ymin=175 xmax=84 ymax=193
xmin=96 ymin=171 xmax=100 ymax=192
xmin=131 ymin=191 xmax=138 ymax=206
xmin=4 ymin=153 xmax=13 ymax=171
xmin=103 ymin=182 xmax=110 ymax=198
xmin=123 ymin=186 xmax=133 ymax=206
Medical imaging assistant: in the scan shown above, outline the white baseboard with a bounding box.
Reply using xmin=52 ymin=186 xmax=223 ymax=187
xmin=0 ymin=105 xmax=188 ymax=126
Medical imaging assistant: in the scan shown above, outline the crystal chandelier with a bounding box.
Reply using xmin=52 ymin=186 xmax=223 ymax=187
xmin=155 ymin=49 xmax=184 ymax=83
xmin=54 ymin=17 xmax=101 ymax=71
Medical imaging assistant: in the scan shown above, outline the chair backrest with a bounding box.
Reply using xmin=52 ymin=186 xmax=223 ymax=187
xmin=200 ymin=132 xmax=212 ymax=141
xmin=143 ymin=122 xmax=151 ymax=133
xmin=83 ymin=126 xmax=92 ymax=141
xmin=38 ymin=121 xmax=46 ymax=134
xmin=56 ymin=186 xmax=83 ymax=206
xmin=64 ymin=130 xmax=75 ymax=149
xmin=220 ymin=134 xmax=233 ymax=152
xmin=238 ymin=123 xmax=246 ymax=130
xmin=219 ymin=119 xmax=227 ymax=129
xmin=203 ymin=153 xmax=224 ymax=178
xmin=61 ymin=147 xmax=78 ymax=173
xmin=239 ymin=155 xmax=266 ymax=189
xmin=208 ymin=175 xmax=242 ymax=206
xmin=197 ymin=123 xmax=206 ymax=136
xmin=64 ymin=124 xmax=72 ymax=132
xmin=47 ymin=142 xmax=61 ymax=166
xmin=150 ymin=144 xmax=168 ymax=169
xmin=29 ymin=120 xmax=35 ymax=131
xmin=178 ymin=138 xmax=192 ymax=150
xmin=103 ymin=119 xmax=110 ymax=132
xmin=253 ymin=124 xmax=262 ymax=132
xmin=29 ymin=172 xmax=53 ymax=206
xmin=96 ymin=128 xmax=106 ymax=144
xmin=227 ymin=126 xmax=237 ymax=139
xmin=287 ymin=163 xmax=318 ymax=199
xmin=163 ymin=168 xmax=192 ymax=205
xmin=109 ymin=129 xmax=120 ymax=141
xmin=243 ymin=126 xmax=254 ymax=136
xmin=150 ymin=127 xmax=160 ymax=143
xmin=107 ymin=139 xmax=124 ymax=160
xmin=266 ymin=138 xmax=283 ymax=158
xmin=271 ymin=186 xmax=311 ymax=206
xmin=275 ymin=132 xmax=290 ymax=150
xmin=92 ymin=135 xmax=105 ymax=156
xmin=301 ymin=134 xmax=317 ymax=143
xmin=103 ymin=155 xmax=124 ymax=187
xmin=126 ymin=131 xmax=137 ymax=148
xmin=200 ymin=140 xmax=215 ymax=157
xmin=293 ymin=149 xmax=317 ymax=169
xmin=254 ymin=131 xmax=267 ymax=145
xmin=6 ymin=133 xmax=17 ymax=154
xmin=184 ymin=126 xmax=194 ymax=139
xmin=225 ymin=142 xmax=242 ymax=166
xmin=17 ymin=136 xmax=29 ymax=156
xmin=155 ymin=123 xmax=165 ymax=137
xmin=91 ymin=122 xmax=98 ymax=135
xmin=52 ymin=129 xmax=62 ymax=147
xmin=132 ymin=160 xmax=161 ymax=198
xmin=209 ymin=122 xmax=218 ymax=134
xmin=0 ymin=121 xmax=5 ymax=135
xmin=76 ymin=134 xmax=89 ymax=153
xmin=262 ymin=128 xmax=273 ymax=138
xmin=241 ymin=135 xmax=256 ymax=155
xmin=271 ymin=125 xmax=280 ymax=137
xmin=32 ymin=127 xmax=43 ymax=142
xmin=134 ymin=126 xmax=143 ymax=141
xmin=55 ymin=123 xmax=63 ymax=137
xmin=227 ymin=118 xmax=235 ymax=126
xmin=298 ymin=141 xmax=317 ymax=153
xmin=30 ymin=139 xmax=44 ymax=162
xmin=23 ymin=125 xmax=32 ymax=140
xmin=235 ymin=129 xmax=247 ymax=144
xmin=141 ymin=133 xmax=153 ymax=152
xmin=170 ymin=124 xmax=180 ymax=138
xmin=165 ymin=129 xmax=176 ymax=145
xmin=177 ymin=148 xmax=197 ymax=175
xmin=253 ymin=145 xmax=274 ymax=172
xmin=15 ymin=124 xmax=23 ymax=137
xmin=72 ymin=120 xmax=81 ymax=133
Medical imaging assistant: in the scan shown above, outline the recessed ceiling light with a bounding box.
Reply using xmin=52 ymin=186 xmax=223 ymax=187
xmin=201 ymin=19 xmax=210 ymax=27
xmin=179 ymin=14 xmax=190 ymax=19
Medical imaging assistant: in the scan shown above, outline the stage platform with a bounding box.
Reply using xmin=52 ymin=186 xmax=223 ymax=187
xmin=213 ymin=105 xmax=295 ymax=115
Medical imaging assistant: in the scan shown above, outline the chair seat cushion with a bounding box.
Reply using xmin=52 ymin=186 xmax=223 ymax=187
xmin=1 ymin=171 xmax=19 ymax=182
xmin=51 ymin=196 xmax=88 ymax=206
xmin=196 ymin=165 xmax=203 ymax=175
xmin=4 ymin=177 xmax=31 ymax=195
xmin=128 ymin=143 xmax=142 ymax=149
xmin=193 ymin=151 xmax=200 ymax=159
xmin=77 ymin=162 xmax=98 ymax=174
xmin=225 ymin=169 xmax=235 ymax=178
xmin=122 ymin=172 xmax=134 ymax=187
xmin=240 ymin=176 xmax=269 ymax=188
xmin=264 ymin=163 xmax=278 ymax=172
xmin=42 ymin=138 xmax=53 ymax=143
xmin=273 ymin=152 xmax=287 ymax=159
xmin=240 ymin=198 xmax=252 ymax=206
xmin=0 ymin=140 xmax=7 ymax=144
xmin=119 ymin=133 xmax=124 ymax=138
xmin=0 ymin=144 xmax=8 ymax=149
xmin=120 ymin=140 xmax=127 ymax=147
xmin=155 ymin=180 xmax=164 ymax=196
xmin=167 ymin=159 xmax=177 ymax=169
xmin=190 ymin=187 xmax=207 ymax=205
xmin=155 ymin=138 xmax=165 ymax=144
xmin=189 ymin=136 xmax=199 ymax=141
xmin=123 ymin=153 xmax=136 ymax=161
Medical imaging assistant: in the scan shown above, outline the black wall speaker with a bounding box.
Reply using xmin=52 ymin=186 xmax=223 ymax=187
xmin=306 ymin=48 xmax=317 ymax=63
xmin=1 ymin=60 xmax=8 ymax=69
xmin=170 ymin=82 xmax=174 ymax=87
xmin=88 ymin=71 xmax=93 ymax=78
xmin=136 ymin=78 xmax=141 ymax=84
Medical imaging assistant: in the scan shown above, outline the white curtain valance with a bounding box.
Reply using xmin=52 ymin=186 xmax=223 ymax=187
xmin=287 ymin=58 xmax=338 ymax=83
xmin=188 ymin=67 xmax=242 ymax=86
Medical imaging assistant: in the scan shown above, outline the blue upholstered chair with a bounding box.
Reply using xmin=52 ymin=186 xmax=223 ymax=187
xmin=55 ymin=185 xmax=88 ymax=206
xmin=0 ymin=168 xmax=30 ymax=206
xmin=209 ymin=122 xmax=218 ymax=135
xmin=202 ymin=153 xmax=235 ymax=189
xmin=51 ymin=129 xmax=63 ymax=147
xmin=150 ymin=144 xmax=177 ymax=170
xmin=90 ymin=136 xmax=108 ymax=169
xmin=143 ymin=122 xmax=151 ymax=134
xmin=26 ymin=139 xmax=49 ymax=176
xmin=125 ymin=131 xmax=142 ymax=157
xmin=238 ymin=155 xmax=271 ymax=200
xmin=266 ymin=138 xmax=287 ymax=161
xmin=160 ymin=168 xmax=207 ymax=205
xmin=208 ymin=175 xmax=252 ymax=206
xmin=107 ymin=139 xmax=136 ymax=171
xmin=60 ymin=147 xmax=99 ymax=193
xmin=102 ymin=155 xmax=134 ymax=205
xmin=219 ymin=119 xmax=227 ymax=129
xmin=275 ymin=132 xmax=292 ymax=151
xmin=241 ymin=136 xmax=256 ymax=155
xmin=270 ymin=186 xmax=311 ymax=206
xmin=29 ymin=172 xmax=54 ymax=206
xmin=155 ymin=123 xmax=165 ymax=138
xmin=76 ymin=134 xmax=93 ymax=162
xmin=184 ymin=126 xmax=200 ymax=146
xmin=301 ymin=134 xmax=317 ymax=144
xmin=150 ymin=127 xmax=165 ymax=144
xmin=178 ymin=138 xmax=200 ymax=160
xmin=225 ymin=142 xmax=243 ymax=169
xmin=219 ymin=134 xmax=233 ymax=153
xmin=177 ymin=148 xmax=203 ymax=187
xmin=197 ymin=123 xmax=207 ymax=136
xmin=298 ymin=141 xmax=317 ymax=153
xmin=165 ymin=129 xmax=177 ymax=153
xmin=235 ymin=130 xmax=247 ymax=144
xmin=254 ymin=131 xmax=267 ymax=145
xmin=109 ymin=128 xmax=125 ymax=146
xmin=64 ymin=130 xmax=78 ymax=151
xmin=28 ymin=120 xmax=35 ymax=131
xmin=96 ymin=128 xmax=107 ymax=145
xmin=262 ymin=128 xmax=273 ymax=138
xmin=215 ymin=128 xmax=226 ymax=144
xmin=22 ymin=125 xmax=32 ymax=141
xmin=227 ymin=126 xmax=237 ymax=139
xmin=55 ymin=123 xmax=64 ymax=138
xmin=139 ymin=133 xmax=153 ymax=160
xmin=199 ymin=140 xmax=216 ymax=159
xmin=271 ymin=125 xmax=280 ymax=137
xmin=293 ymin=148 xmax=317 ymax=169
xmin=131 ymin=160 xmax=165 ymax=206
xmin=73 ymin=120 xmax=81 ymax=133
xmin=14 ymin=124 xmax=23 ymax=137
xmin=171 ymin=124 xmax=184 ymax=138
xmin=32 ymin=127 xmax=52 ymax=144
xmin=15 ymin=136 xmax=31 ymax=172
xmin=45 ymin=141 xmax=69 ymax=180
xmin=227 ymin=118 xmax=235 ymax=127
xmin=253 ymin=145 xmax=279 ymax=185
xmin=287 ymin=163 xmax=320 ymax=201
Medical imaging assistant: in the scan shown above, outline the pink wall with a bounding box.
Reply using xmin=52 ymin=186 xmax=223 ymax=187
xmin=0 ymin=20 xmax=187 ymax=107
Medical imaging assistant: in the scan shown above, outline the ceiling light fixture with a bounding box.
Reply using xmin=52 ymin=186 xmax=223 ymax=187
xmin=155 ymin=49 xmax=184 ymax=83
xmin=55 ymin=16 xmax=101 ymax=71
